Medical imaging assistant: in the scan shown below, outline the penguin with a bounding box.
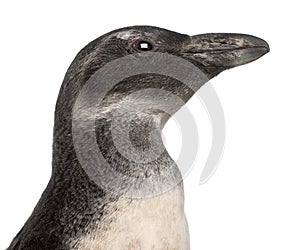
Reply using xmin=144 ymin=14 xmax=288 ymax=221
xmin=7 ymin=26 xmax=269 ymax=250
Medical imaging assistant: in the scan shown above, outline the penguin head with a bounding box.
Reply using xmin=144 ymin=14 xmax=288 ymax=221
xmin=67 ymin=26 xmax=269 ymax=121
xmin=59 ymin=26 xmax=269 ymax=129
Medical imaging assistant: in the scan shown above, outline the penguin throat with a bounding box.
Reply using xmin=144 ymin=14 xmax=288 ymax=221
xmin=94 ymin=111 xmax=175 ymax=179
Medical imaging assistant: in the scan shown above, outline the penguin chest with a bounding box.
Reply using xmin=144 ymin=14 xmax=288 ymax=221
xmin=72 ymin=185 xmax=189 ymax=250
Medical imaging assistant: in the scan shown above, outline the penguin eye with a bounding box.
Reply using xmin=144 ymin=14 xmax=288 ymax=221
xmin=132 ymin=39 xmax=156 ymax=52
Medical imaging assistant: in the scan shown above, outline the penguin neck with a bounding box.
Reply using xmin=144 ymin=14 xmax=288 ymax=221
xmin=51 ymin=89 xmax=181 ymax=195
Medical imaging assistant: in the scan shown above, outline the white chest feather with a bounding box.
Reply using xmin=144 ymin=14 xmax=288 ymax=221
xmin=70 ymin=184 xmax=190 ymax=250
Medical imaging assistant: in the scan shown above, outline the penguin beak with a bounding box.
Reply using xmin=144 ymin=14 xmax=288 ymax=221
xmin=181 ymin=33 xmax=269 ymax=73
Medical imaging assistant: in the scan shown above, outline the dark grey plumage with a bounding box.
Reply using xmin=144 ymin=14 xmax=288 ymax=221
xmin=7 ymin=26 xmax=269 ymax=250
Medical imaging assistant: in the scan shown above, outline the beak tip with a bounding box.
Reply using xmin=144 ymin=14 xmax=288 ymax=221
xmin=247 ymin=35 xmax=270 ymax=53
xmin=265 ymin=43 xmax=270 ymax=53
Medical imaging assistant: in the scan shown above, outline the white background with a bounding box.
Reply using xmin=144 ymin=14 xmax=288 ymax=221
xmin=0 ymin=1 xmax=299 ymax=249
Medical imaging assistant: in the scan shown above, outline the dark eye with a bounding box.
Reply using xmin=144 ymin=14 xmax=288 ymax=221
xmin=132 ymin=39 xmax=156 ymax=52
